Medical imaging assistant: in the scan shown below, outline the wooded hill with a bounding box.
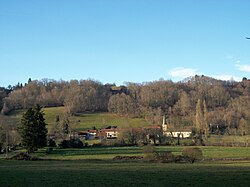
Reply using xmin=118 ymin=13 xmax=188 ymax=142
xmin=0 ymin=75 xmax=250 ymax=135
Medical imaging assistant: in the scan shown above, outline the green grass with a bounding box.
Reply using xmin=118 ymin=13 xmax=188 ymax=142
xmin=43 ymin=107 xmax=65 ymax=125
xmin=0 ymin=159 xmax=250 ymax=187
xmin=4 ymin=107 xmax=151 ymax=132
xmin=200 ymin=146 xmax=250 ymax=159
xmin=156 ymin=146 xmax=250 ymax=159
xmin=208 ymin=135 xmax=250 ymax=147
xmin=33 ymin=146 xmax=144 ymax=160
xmin=2 ymin=145 xmax=250 ymax=161
xmin=1 ymin=146 xmax=250 ymax=186
xmin=71 ymin=112 xmax=151 ymax=130
xmin=7 ymin=146 xmax=248 ymax=161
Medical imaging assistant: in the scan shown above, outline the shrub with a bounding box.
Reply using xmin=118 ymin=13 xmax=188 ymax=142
xmin=154 ymin=151 xmax=175 ymax=163
xmin=182 ymin=147 xmax=203 ymax=163
xmin=59 ymin=140 xmax=69 ymax=148
xmin=100 ymin=139 xmax=116 ymax=147
xmin=48 ymin=139 xmax=57 ymax=147
xmin=9 ymin=152 xmax=40 ymax=161
xmin=46 ymin=147 xmax=53 ymax=154
xmin=69 ymin=138 xmax=84 ymax=148
xmin=100 ymin=139 xmax=126 ymax=147
xmin=59 ymin=138 xmax=84 ymax=148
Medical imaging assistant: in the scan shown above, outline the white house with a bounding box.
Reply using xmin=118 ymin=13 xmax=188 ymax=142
xmin=100 ymin=128 xmax=119 ymax=139
xmin=162 ymin=115 xmax=192 ymax=138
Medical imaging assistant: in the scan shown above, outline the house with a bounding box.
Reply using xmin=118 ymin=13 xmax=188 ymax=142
xmin=97 ymin=125 xmax=162 ymax=140
xmin=99 ymin=126 xmax=119 ymax=139
xmin=162 ymin=116 xmax=192 ymax=138
xmin=89 ymin=129 xmax=97 ymax=137
xmin=164 ymin=131 xmax=192 ymax=138
xmin=78 ymin=131 xmax=96 ymax=140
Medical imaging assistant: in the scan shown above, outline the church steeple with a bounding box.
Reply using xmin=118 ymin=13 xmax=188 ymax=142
xmin=162 ymin=115 xmax=168 ymax=132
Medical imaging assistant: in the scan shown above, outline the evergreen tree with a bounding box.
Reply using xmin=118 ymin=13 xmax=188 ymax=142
xmin=18 ymin=104 xmax=48 ymax=153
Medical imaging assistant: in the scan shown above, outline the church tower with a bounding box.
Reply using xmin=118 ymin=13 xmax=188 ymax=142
xmin=162 ymin=115 xmax=168 ymax=132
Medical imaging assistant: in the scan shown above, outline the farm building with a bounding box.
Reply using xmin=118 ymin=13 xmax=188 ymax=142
xmin=99 ymin=127 xmax=119 ymax=139
xmin=93 ymin=125 xmax=162 ymax=140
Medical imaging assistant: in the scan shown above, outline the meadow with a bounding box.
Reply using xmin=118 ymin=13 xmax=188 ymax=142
xmin=2 ymin=107 xmax=250 ymax=186
xmin=7 ymin=107 xmax=250 ymax=146
xmin=28 ymin=146 xmax=250 ymax=160
xmin=0 ymin=160 xmax=250 ymax=187
xmin=6 ymin=107 xmax=151 ymax=132
xmin=1 ymin=146 xmax=250 ymax=187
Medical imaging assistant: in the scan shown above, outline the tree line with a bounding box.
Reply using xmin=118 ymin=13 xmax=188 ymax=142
xmin=0 ymin=76 xmax=250 ymax=135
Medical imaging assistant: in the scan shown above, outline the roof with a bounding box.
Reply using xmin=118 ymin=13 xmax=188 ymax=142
xmin=164 ymin=124 xmax=193 ymax=132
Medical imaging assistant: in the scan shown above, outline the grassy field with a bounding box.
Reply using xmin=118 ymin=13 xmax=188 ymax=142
xmin=0 ymin=158 xmax=250 ymax=187
xmin=70 ymin=112 xmax=151 ymax=131
xmin=208 ymin=134 xmax=250 ymax=147
xmin=2 ymin=108 xmax=250 ymax=186
xmin=2 ymin=146 xmax=250 ymax=161
xmin=1 ymin=146 xmax=250 ymax=186
xmin=4 ymin=107 xmax=151 ymax=132
xmin=4 ymin=107 xmax=250 ymax=146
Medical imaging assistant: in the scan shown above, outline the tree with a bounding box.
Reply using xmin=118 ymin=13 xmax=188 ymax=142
xmin=203 ymin=100 xmax=209 ymax=140
xmin=123 ymin=128 xmax=138 ymax=145
xmin=182 ymin=147 xmax=203 ymax=163
xmin=108 ymin=93 xmax=139 ymax=117
xmin=0 ymin=122 xmax=5 ymax=153
xmin=0 ymin=115 xmax=20 ymax=155
xmin=50 ymin=113 xmax=71 ymax=145
xmin=195 ymin=99 xmax=203 ymax=142
xmin=195 ymin=99 xmax=210 ymax=144
xmin=51 ymin=115 xmax=63 ymax=144
xmin=173 ymin=91 xmax=192 ymax=116
xmin=18 ymin=105 xmax=48 ymax=153
xmin=238 ymin=118 xmax=249 ymax=136
xmin=147 ymin=128 xmax=163 ymax=145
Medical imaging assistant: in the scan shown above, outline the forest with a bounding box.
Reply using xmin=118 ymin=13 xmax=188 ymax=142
xmin=0 ymin=75 xmax=250 ymax=135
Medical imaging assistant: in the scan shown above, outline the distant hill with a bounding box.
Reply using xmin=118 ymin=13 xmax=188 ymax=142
xmin=1 ymin=76 xmax=249 ymax=135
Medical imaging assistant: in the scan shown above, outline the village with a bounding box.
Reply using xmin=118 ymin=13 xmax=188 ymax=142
xmin=77 ymin=116 xmax=192 ymax=143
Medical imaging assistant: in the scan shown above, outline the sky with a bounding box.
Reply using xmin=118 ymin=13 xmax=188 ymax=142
xmin=1 ymin=0 xmax=250 ymax=87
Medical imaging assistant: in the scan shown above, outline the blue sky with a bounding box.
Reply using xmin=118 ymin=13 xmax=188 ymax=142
xmin=1 ymin=0 xmax=250 ymax=87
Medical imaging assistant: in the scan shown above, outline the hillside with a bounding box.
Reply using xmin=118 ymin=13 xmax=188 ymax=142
xmin=1 ymin=76 xmax=249 ymax=136
xmin=3 ymin=107 xmax=151 ymax=132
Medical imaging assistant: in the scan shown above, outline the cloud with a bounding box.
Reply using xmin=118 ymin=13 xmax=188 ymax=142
xmin=212 ymin=74 xmax=242 ymax=82
xmin=235 ymin=63 xmax=250 ymax=73
xmin=169 ymin=67 xmax=243 ymax=82
xmin=169 ymin=67 xmax=199 ymax=79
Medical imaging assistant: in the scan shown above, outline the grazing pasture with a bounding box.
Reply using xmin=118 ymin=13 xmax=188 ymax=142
xmin=1 ymin=146 xmax=250 ymax=186
xmin=5 ymin=107 xmax=151 ymax=132
xmin=29 ymin=146 xmax=250 ymax=160
xmin=0 ymin=159 xmax=250 ymax=187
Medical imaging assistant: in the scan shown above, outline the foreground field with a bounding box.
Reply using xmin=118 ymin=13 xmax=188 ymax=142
xmin=1 ymin=146 xmax=250 ymax=186
xmin=0 ymin=159 xmax=250 ymax=187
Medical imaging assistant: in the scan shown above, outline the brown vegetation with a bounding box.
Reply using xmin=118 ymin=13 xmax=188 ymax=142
xmin=0 ymin=76 xmax=250 ymax=138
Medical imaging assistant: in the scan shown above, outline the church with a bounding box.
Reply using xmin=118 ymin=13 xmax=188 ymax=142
xmin=162 ymin=115 xmax=192 ymax=138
